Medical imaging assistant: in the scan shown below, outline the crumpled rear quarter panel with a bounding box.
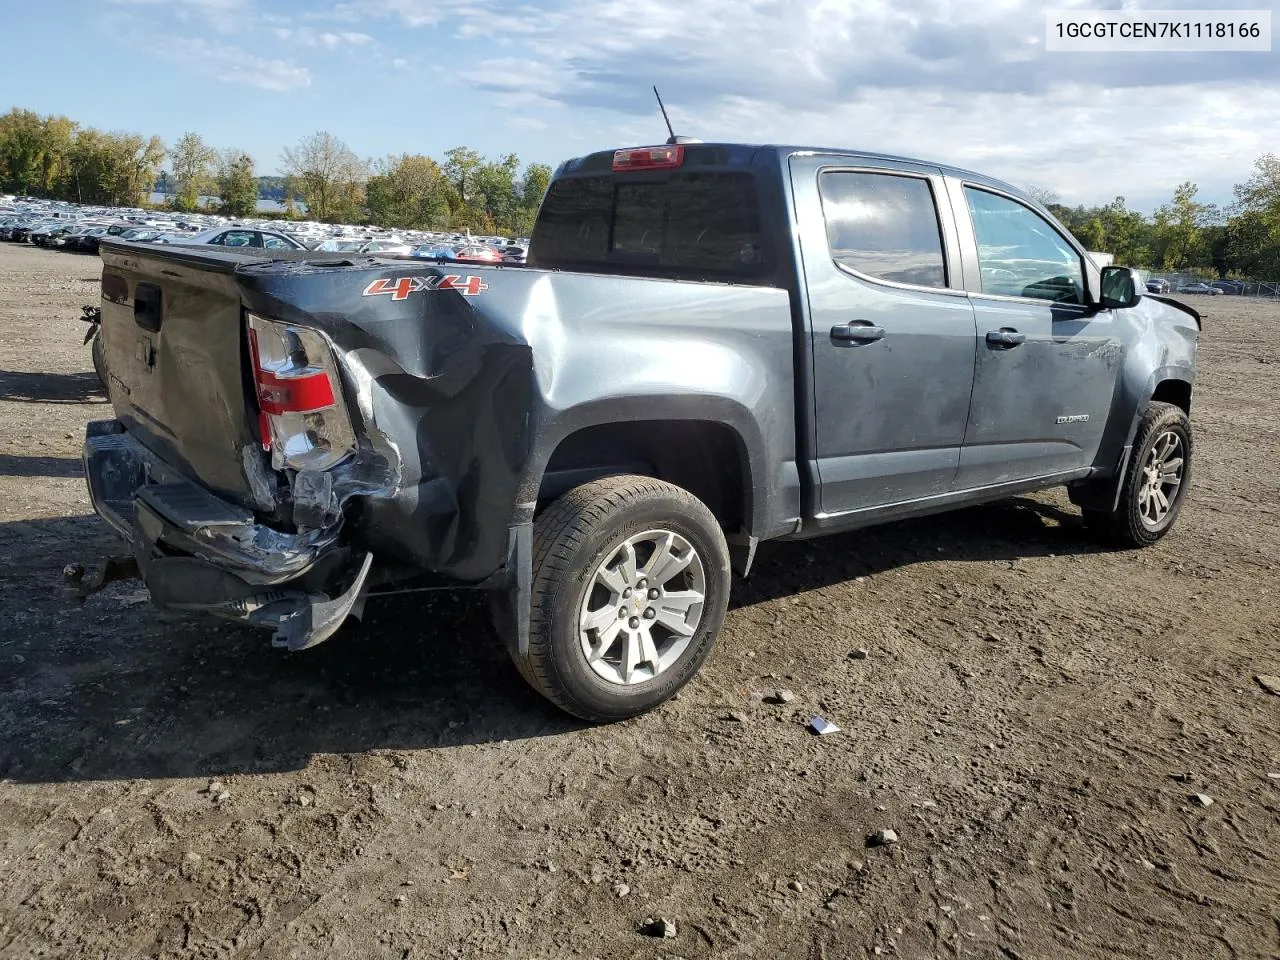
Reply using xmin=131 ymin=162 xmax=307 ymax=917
xmin=234 ymin=258 xmax=797 ymax=582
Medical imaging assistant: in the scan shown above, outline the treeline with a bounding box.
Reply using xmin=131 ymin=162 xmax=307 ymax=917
xmin=0 ymin=108 xmax=164 ymax=207
xmin=277 ymin=131 xmax=551 ymax=236
xmin=0 ymin=107 xmax=551 ymax=235
xmin=1033 ymin=156 xmax=1280 ymax=279
xmin=6 ymin=106 xmax=1280 ymax=270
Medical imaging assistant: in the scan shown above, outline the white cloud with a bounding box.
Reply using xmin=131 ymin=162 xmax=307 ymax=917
xmin=104 ymin=0 xmax=253 ymax=34
xmin=690 ymin=84 xmax=1280 ymax=210
xmin=273 ymin=26 xmax=373 ymax=48
xmin=328 ymin=0 xmax=489 ymax=27
xmin=150 ymin=36 xmax=312 ymax=91
xmin=424 ymin=0 xmax=1278 ymax=206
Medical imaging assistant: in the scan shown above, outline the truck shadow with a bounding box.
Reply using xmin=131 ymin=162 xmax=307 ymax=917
xmin=731 ymin=495 xmax=1105 ymax=609
xmin=0 ymin=369 xmax=106 ymax=404
xmin=0 ymin=497 xmax=1105 ymax=785
xmin=0 ymin=453 xmax=84 ymax=478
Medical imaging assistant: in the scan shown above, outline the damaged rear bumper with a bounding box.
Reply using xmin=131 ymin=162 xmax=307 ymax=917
xmin=83 ymin=419 xmax=372 ymax=650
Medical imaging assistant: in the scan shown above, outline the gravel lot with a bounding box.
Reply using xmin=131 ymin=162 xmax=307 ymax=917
xmin=0 ymin=241 xmax=1277 ymax=959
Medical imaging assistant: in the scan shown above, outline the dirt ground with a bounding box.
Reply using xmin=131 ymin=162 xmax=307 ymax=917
xmin=0 ymin=241 xmax=1276 ymax=960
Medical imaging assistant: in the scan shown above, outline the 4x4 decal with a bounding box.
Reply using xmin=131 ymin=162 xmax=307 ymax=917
xmin=362 ymin=275 xmax=489 ymax=300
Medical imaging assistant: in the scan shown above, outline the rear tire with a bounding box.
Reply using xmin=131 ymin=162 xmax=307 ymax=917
xmin=1083 ymin=401 xmax=1191 ymax=547
xmin=502 ymin=475 xmax=731 ymax=722
xmin=91 ymin=336 xmax=107 ymax=390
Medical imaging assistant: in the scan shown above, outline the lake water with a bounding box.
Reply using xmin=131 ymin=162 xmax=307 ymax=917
xmin=148 ymin=193 xmax=303 ymax=214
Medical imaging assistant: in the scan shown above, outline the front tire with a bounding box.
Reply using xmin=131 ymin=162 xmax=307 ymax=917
xmin=509 ymin=475 xmax=731 ymax=722
xmin=1084 ymin=401 xmax=1191 ymax=547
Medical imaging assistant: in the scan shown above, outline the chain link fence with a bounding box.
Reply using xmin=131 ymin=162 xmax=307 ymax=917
xmin=1138 ymin=271 xmax=1280 ymax=299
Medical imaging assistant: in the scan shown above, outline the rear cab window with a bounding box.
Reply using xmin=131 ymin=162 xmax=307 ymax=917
xmin=529 ymin=147 xmax=774 ymax=283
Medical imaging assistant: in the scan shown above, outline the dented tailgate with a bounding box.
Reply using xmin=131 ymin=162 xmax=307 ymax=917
xmin=98 ymin=241 xmax=271 ymax=509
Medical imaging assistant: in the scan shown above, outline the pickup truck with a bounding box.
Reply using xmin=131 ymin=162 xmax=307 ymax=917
xmin=83 ymin=141 xmax=1200 ymax=722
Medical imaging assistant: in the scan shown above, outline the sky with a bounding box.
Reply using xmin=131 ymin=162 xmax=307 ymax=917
xmin=0 ymin=0 xmax=1276 ymax=211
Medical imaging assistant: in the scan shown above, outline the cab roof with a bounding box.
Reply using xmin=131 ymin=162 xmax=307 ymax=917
xmin=559 ymin=142 xmax=1030 ymax=206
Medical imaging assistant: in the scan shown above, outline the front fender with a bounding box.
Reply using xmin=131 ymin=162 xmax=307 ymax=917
xmin=1070 ymin=296 xmax=1196 ymax=512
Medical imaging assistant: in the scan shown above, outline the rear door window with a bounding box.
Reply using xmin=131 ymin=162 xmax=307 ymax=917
xmin=216 ymin=230 xmax=255 ymax=247
xmin=531 ymin=171 xmax=767 ymax=278
xmin=818 ymin=171 xmax=947 ymax=288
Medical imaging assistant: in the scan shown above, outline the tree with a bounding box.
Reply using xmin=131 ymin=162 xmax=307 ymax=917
xmin=1076 ymin=216 xmax=1105 ymax=251
xmin=0 ymin=108 xmax=47 ymax=193
xmin=365 ymin=154 xmax=452 ymax=229
xmin=218 ymin=150 xmax=258 ymax=217
xmin=62 ymin=128 xmax=164 ymax=206
xmin=170 ymin=131 xmax=218 ymax=211
xmin=40 ymin=115 xmax=77 ymax=195
xmin=1226 ymin=209 xmax=1280 ymax=279
xmin=281 ymin=174 xmax=300 ymax=218
xmin=281 ymin=131 xmax=366 ymax=222
xmin=441 ymin=145 xmax=483 ymax=222
xmin=473 ymin=153 xmax=521 ymax=231
xmin=110 ymin=133 xmax=166 ymax=207
xmin=513 ymin=162 xmax=552 ymax=236
xmin=0 ymin=109 xmax=77 ymax=196
xmin=1202 ymin=224 xmax=1233 ymax=278
xmin=1151 ymin=182 xmax=1209 ymax=270
xmin=1226 ymin=154 xmax=1280 ymax=278
xmin=1234 ymin=153 xmax=1280 ymax=212
xmin=1024 ymin=184 xmax=1060 ymax=208
xmin=442 ymin=146 xmax=483 ymax=198
xmin=1097 ymin=196 xmax=1152 ymax=267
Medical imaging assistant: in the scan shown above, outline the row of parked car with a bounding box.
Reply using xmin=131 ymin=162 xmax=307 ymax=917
xmin=1144 ymin=276 xmax=1277 ymax=297
xmin=0 ymin=197 xmax=531 ymax=264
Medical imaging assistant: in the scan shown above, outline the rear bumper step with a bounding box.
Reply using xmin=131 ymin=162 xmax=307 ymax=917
xmin=83 ymin=419 xmax=370 ymax=650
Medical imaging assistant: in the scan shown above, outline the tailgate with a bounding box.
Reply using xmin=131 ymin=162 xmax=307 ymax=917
xmin=98 ymin=241 xmax=270 ymax=509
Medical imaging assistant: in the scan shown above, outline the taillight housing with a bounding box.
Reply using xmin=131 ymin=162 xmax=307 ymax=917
xmin=247 ymin=313 xmax=355 ymax=472
xmin=612 ymin=145 xmax=684 ymax=171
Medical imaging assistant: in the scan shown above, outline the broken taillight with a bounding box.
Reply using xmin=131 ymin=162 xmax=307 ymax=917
xmin=246 ymin=313 xmax=355 ymax=472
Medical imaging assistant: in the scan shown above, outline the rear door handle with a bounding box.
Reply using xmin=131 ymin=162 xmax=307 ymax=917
xmin=831 ymin=321 xmax=886 ymax=344
xmin=986 ymin=328 xmax=1026 ymax=347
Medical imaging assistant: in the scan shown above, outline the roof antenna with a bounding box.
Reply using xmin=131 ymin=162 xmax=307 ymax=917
xmin=653 ymin=86 xmax=702 ymax=145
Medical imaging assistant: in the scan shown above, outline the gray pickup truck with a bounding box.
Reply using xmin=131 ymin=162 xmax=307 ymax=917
xmin=83 ymin=141 xmax=1200 ymax=721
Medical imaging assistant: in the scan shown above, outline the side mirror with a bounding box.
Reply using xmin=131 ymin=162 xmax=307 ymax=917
xmin=1099 ymin=265 xmax=1141 ymax=309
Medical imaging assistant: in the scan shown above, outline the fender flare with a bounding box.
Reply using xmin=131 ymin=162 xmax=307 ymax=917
xmin=516 ymin=393 xmax=770 ymax=536
xmin=1123 ymin=366 xmax=1194 ymax=450
xmin=504 ymin=395 xmax=771 ymax=657
xmin=1071 ymin=367 xmax=1193 ymax=514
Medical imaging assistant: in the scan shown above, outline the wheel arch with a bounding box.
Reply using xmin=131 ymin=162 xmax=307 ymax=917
xmin=1149 ymin=377 xmax=1192 ymax=415
xmin=1127 ymin=368 xmax=1194 ymax=448
xmin=536 ymin=418 xmax=752 ymax=531
xmin=1071 ymin=370 xmax=1194 ymax=514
